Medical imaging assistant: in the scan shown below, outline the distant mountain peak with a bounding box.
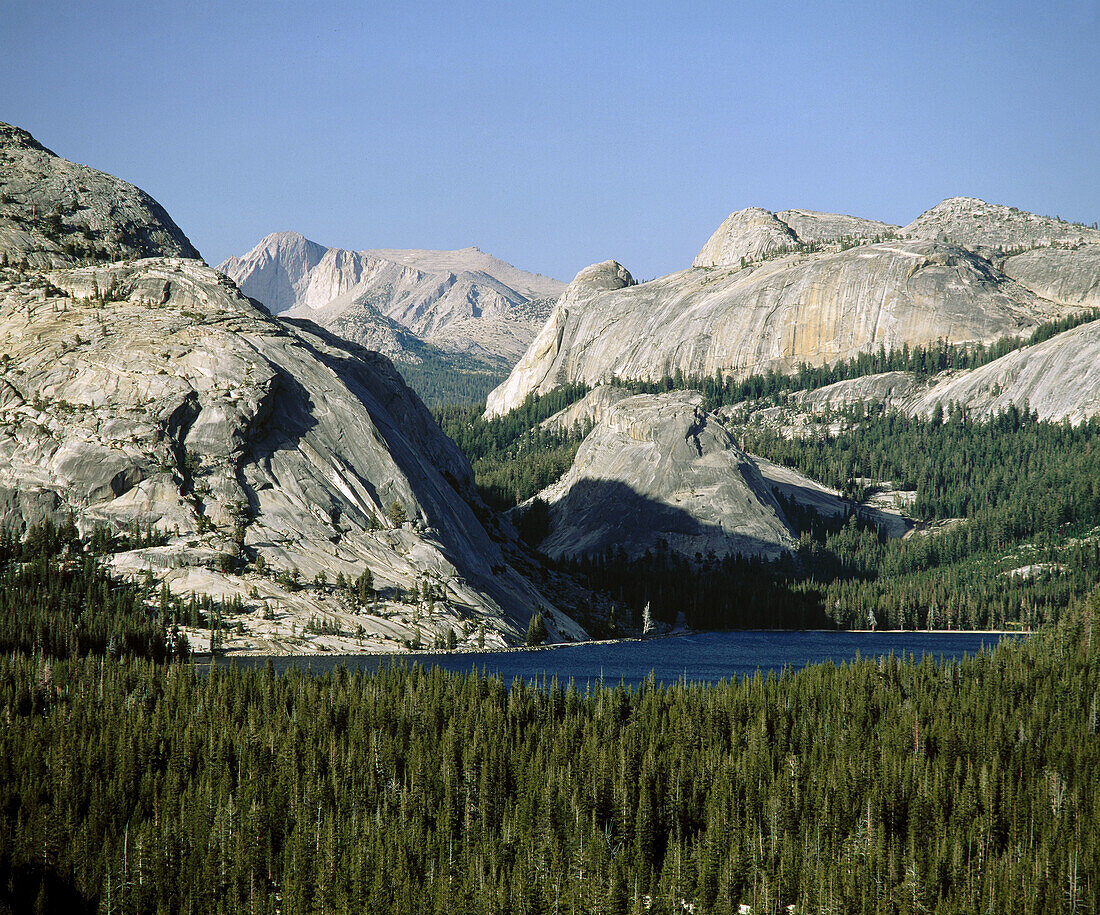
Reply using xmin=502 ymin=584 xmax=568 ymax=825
xmin=217 ymin=234 xmax=566 ymax=371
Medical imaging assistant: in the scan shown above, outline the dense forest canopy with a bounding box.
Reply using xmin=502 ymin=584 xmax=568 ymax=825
xmin=1 ymin=576 xmax=1097 ymax=913
xmin=443 ymin=386 xmax=1100 ymax=635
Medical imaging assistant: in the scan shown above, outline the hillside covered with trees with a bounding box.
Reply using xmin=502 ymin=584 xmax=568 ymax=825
xmin=1 ymin=578 xmax=1097 ymax=913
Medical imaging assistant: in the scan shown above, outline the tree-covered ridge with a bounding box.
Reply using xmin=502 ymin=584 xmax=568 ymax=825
xmin=395 ymin=353 xmax=510 ymax=408
xmin=437 ymin=310 xmax=1100 ymax=514
xmin=1 ymin=601 xmax=1097 ymax=914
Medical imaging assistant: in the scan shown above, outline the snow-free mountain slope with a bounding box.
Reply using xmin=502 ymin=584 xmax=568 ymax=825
xmin=0 ymin=123 xmax=583 ymax=651
xmin=693 ymin=206 xmax=898 ymax=267
xmin=903 ymin=197 xmax=1100 ymax=253
xmin=486 ymin=200 xmax=1095 ymax=417
xmin=218 ymin=232 xmax=564 ymax=364
xmin=1000 ymin=246 xmax=1100 ymax=309
xmin=908 ymin=318 xmax=1100 ymax=426
xmin=0 ymin=121 xmax=200 ymax=268
xmin=528 ymin=391 xmax=796 ymax=561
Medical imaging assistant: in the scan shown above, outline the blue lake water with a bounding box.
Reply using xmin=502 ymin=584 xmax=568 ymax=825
xmin=219 ymin=630 xmax=1019 ymax=688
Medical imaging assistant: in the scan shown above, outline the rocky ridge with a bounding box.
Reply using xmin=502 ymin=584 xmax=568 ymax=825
xmin=999 ymin=246 xmax=1100 ymax=309
xmin=694 ymin=207 xmax=897 ymax=267
xmin=487 ymin=199 xmax=1097 ymax=418
xmin=0 ymin=124 xmax=583 ymax=653
xmin=0 ymin=122 xmax=200 ymax=269
xmin=902 ymin=197 xmax=1100 ymax=254
xmin=907 ymin=318 xmax=1100 ymax=425
xmin=219 ymin=231 xmax=563 ymax=365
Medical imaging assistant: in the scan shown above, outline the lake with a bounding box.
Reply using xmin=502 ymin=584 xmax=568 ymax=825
xmin=216 ymin=630 xmax=1020 ymax=688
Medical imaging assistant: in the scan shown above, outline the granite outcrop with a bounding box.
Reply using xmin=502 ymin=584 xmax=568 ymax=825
xmin=526 ymin=391 xmax=796 ymax=561
xmin=487 ymin=199 xmax=1097 ymax=417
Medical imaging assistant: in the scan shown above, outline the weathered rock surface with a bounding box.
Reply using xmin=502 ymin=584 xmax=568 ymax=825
xmin=303 ymin=295 xmax=444 ymax=365
xmin=903 ymin=197 xmax=1100 ymax=254
xmin=774 ymin=209 xmax=898 ymax=246
xmin=487 ymin=197 xmax=1100 ymax=418
xmin=907 ymin=317 xmax=1100 ymax=425
xmin=693 ymin=207 xmax=898 ymax=268
xmin=0 ymin=258 xmax=583 ymax=648
xmin=1000 ymin=245 xmax=1100 ymax=308
xmin=788 ymin=372 xmax=931 ymax=414
xmin=486 ymin=239 xmax=1066 ymax=417
xmin=528 ymin=391 xmax=796 ymax=561
xmin=0 ymin=122 xmax=200 ymax=268
xmin=0 ymin=125 xmax=584 ymax=652
xmin=539 ymin=385 xmax=631 ymax=435
xmin=218 ymin=231 xmax=563 ymax=364
xmin=430 ymin=296 xmax=556 ymax=365
xmin=693 ymin=208 xmax=800 ymax=267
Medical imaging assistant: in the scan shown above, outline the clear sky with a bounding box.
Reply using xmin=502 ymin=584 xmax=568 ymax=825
xmin=3 ymin=0 xmax=1098 ymax=282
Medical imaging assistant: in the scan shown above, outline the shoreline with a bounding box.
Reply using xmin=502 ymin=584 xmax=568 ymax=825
xmin=195 ymin=627 xmax=1026 ymax=665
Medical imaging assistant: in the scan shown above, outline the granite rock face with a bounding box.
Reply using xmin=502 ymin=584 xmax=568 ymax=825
xmin=528 ymin=391 xmax=796 ymax=561
xmin=0 ymin=257 xmax=582 ymax=646
xmin=902 ymin=198 xmax=1100 ymax=308
xmin=538 ymin=385 xmax=631 ymax=435
xmin=694 ymin=207 xmax=897 ymax=268
xmin=693 ymin=208 xmax=800 ymax=267
xmin=0 ymin=122 xmax=200 ymax=268
xmin=218 ymin=231 xmax=563 ymax=364
xmin=1000 ymin=246 xmax=1100 ymax=308
xmin=774 ymin=372 xmax=930 ymax=416
xmin=0 ymin=124 xmax=583 ymax=651
xmin=717 ymin=311 xmax=1100 ymax=428
xmin=487 ymin=240 xmax=1064 ymax=417
xmin=487 ymin=200 xmax=1095 ymax=418
xmin=775 ymin=209 xmax=898 ymax=246
xmin=907 ymin=318 xmax=1100 ymax=425
xmin=903 ymin=197 xmax=1100 ymax=254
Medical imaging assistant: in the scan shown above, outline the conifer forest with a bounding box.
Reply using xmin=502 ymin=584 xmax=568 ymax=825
xmin=1 ymin=525 xmax=1099 ymax=913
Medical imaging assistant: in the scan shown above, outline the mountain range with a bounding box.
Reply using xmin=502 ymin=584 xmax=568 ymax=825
xmin=486 ymin=200 xmax=1100 ymax=418
xmin=218 ymin=231 xmax=563 ymax=374
xmin=4 ymin=118 xmax=1100 ymax=652
xmin=0 ymin=122 xmax=582 ymax=653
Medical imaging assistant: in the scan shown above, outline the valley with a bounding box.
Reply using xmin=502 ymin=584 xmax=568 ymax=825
xmin=4 ymin=119 xmax=1100 ymax=660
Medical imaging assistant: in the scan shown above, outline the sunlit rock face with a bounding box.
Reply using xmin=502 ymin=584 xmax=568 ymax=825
xmin=485 ymin=199 xmax=1097 ymax=418
xmin=902 ymin=196 xmax=1100 ymax=253
xmin=0 ymin=122 xmax=586 ymax=651
xmin=907 ymin=318 xmax=1100 ymax=426
xmin=528 ymin=391 xmax=796 ymax=561
xmin=218 ymin=232 xmax=562 ymax=364
xmin=0 ymin=121 xmax=200 ymax=269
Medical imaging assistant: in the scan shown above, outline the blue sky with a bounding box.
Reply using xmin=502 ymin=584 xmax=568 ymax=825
xmin=4 ymin=0 xmax=1098 ymax=281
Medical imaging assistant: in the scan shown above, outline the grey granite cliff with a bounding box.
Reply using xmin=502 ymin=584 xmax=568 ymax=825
xmin=0 ymin=122 xmax=199 ymax=268
xmin=0 ymin=124 xmax=583 ymax=653
xmin=527 ymin=391 xmax=796 ymax=561
xmin=486 ymin=200 xmax=1096 ymax=418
